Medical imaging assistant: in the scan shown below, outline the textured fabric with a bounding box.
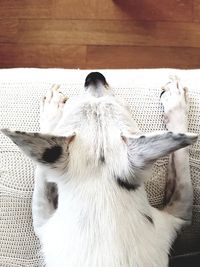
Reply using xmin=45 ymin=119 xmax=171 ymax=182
xmin=0 ymin=69 xmax=200 ymax=266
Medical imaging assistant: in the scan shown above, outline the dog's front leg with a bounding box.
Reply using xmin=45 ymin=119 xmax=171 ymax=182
xmin=32 ymin=85 xmax=67 ymax=235
xmin=32 ymin=167 xmax=58 ymax=236
xmin=161 ymin=77 xmax=193 ymax=222
xmin=40 ymin=84 xmax=68 ymax=134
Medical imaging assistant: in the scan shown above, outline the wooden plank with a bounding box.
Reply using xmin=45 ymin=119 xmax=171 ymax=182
xmin=0 ymin=44 xmax=86 ymax=68
xmin=0 ymin=20 xmax=18 ymax=42
xmin=94 ymin=0 xmax=193 ymax=22
xmin=86 ymin=46 xmax=200 ymax=69
xmin=0 ymin=0 xmax=53 ymax=18
xmin=193 ymin=0 xmax=200 ymax=21
xmin=0 ymin=0 xmax=193 ymax=21
xmin=13 ymin=20 xmax=200 ymax=48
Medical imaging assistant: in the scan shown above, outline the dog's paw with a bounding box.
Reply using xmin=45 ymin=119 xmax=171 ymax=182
xmin=40 ymin=85 xmax=68 ymax=133
xmin=160 ymin=76 xmax=189 ymax=131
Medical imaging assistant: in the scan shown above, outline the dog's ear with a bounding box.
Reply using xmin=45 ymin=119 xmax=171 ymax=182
xmin=122 ymin=131 xmax=198 ymax=169
xmin=1 ymin=129 xmax=75 ymax=169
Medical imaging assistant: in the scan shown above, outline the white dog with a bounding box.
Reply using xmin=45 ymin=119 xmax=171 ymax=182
xmin=2 ymin=73 xmax=198 ymax=267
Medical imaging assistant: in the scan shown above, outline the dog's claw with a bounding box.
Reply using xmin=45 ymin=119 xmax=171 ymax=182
xmin=160 ymin=90 xmax=165 ymax=98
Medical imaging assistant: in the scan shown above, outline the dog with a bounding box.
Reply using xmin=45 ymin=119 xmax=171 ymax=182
xmin=2 ymin=73 xmax=198 ymax=267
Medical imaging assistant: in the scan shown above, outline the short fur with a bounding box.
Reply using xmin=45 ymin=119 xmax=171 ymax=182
xmin=2 ymin=74 xmax=198 ymax=267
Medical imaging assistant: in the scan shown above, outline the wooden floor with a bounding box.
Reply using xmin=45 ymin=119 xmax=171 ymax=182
xmin=1 ymin=0 xmax=200 ymax=69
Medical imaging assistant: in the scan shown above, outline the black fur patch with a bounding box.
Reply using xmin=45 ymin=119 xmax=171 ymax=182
xmin=100 ymin=154 xmax=105 ymax=164
xmin=15 ymin=131 xmax=25 ymax=134
xmin=46 ymin=183 xmax=58 ymax=209
xmin=143 ymin=214 xmax=154 ymax=225
xmin=53 ymin=195 xmax=58 ymax=209
xmin=42 ymin=145 xmax=63 ymax=163
xmin=99 ymin=148 xmax=105 ymax=164
xmin=117 ymin=177 xmax=140 ymax=191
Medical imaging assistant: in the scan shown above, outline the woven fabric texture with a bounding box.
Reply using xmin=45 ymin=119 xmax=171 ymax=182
xmin=0 ymin=69 xmax=199 ymax=266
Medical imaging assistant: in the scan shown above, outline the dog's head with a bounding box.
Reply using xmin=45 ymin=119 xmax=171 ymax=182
xmin=2 ymin=72 xmax=198 ymax=188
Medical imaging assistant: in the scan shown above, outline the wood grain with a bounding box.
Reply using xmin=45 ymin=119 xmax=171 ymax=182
xmin=0 ymin=20 xmax=18 ymax=42
xmin=0 ymin=44 xmax=86 ymax=68
xmin=194 ymin=0 xmax=200 ymax=21
xmin=5 ymin=20 xmax=200 ymax=49
xmin=0 ymin=0 xmax=200 ymax=68
xmin=0 ymin=0 xmax=193 ymax=21
xmin=0 ymin=1 xmax=53 ymax=19
xmin=86 ymin=46 xmax=200 ymax=69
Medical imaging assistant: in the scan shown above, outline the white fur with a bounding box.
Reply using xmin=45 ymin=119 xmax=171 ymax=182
xmin=3 ymin=77 xmax=197 ymax=267
xmin=40 ymin=184 xmax=181 ymax=267
xmin=35 ymin=87 xmax=185 ymax=267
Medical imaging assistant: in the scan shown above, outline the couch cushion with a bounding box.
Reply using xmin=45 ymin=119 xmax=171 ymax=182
xmin=0 ymin=69 xmax=200 ymax=265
